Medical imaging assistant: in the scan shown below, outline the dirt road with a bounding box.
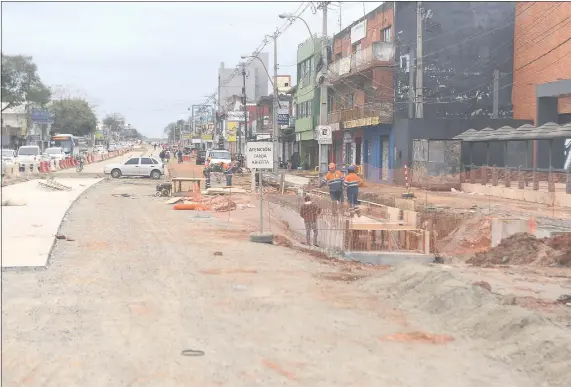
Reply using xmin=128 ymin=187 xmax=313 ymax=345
xmin=1 ymin=178 xmax=563 ymax=386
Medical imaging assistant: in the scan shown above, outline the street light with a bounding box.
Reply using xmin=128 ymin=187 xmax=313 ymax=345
xmin=241 ymin=56 xmax=274 ymax=87
xmin=279 ymin=13 xmax=314 ymax=42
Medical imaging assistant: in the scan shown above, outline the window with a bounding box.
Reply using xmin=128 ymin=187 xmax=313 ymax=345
xmin=307 ymin=99 xmax=313 ymax=116
xmin=125 ymin=158 xmax=139 ymax=165
xmin=352 ymin=42 xmax=361 ymax=53
xmin=400 ymin=54 xmax=410 ymax=73
xmin=141 ymin=158 xmax=153 ymax=165
xmin=382 ymin=27 xmax=391 ymax=42
xmin=150 ymin=158 xmax=159 ymax=164
xmin=335 ymin=53 xmax=342 ymax=61
xmin=346 ymin=93 xmax=354 ymax=109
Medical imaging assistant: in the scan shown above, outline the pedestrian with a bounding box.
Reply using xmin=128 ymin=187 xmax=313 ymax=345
xmin=153 ymin=143 xmax=157 ymax=151
xmin=344 ymin=165 xmax=361 ymax=209
xmin=177 ymin=149 xmax=183 ymax=164
xmin=323 ymin=162 xmax=344 ymax=213
xmin=221 ymin=161 xmax=233 ymax=186
xmin=159 ymin=149 xmax=166 ymax=164
xmin=300 ymin=195 xmax=321 ymax=246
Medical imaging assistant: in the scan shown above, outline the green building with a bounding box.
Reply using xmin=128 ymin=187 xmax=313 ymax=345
xmin=294 ymin=36 xmax=324 ymax=170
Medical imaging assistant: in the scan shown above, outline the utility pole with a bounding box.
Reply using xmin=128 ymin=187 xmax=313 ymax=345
xmin=271 ymin=30 xmax=279 ymax=173
xmin=239 ymin=62 xmax=246 ymax=156
xmin=415 ymin=1 xmax=424 ymax=118
xmin=318 ymin=1 xmax=330 ymax=178
xmin=408 ymin=51 xmax=416 ymax=119
xmin=217 ymin=75 xmax=222 ymax=146
xmin=242 ymin=63 xmax=248 ymax=155
xmin=492 ymin=69 xmax=499 ymax=119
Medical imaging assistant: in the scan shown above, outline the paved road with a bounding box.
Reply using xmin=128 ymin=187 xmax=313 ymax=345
xmin=1 ymin=179 xmax=537 ymax=387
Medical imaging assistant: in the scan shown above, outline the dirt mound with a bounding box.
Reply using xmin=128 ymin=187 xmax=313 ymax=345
xmin=468 ymin=232 xmax=571 ymax=267
xmin=439 ymin=215 xmax=491 ymax=256
xmin=359 ymin=265 xmax=571 ymax=386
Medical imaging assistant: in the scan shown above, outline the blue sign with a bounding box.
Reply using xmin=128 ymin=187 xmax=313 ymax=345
xmin=31 ymin=109 xmax=55 ymax=124
xmin=278 ymin=113 xmax=290 ymax=126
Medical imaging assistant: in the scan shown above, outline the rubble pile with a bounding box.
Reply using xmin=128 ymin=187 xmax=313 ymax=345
xmin=468 ymin=232 xmax=571 ymax=267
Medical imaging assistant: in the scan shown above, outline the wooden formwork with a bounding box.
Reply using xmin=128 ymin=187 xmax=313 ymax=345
xmin=343 ymin=220 xmax=431 ymax=254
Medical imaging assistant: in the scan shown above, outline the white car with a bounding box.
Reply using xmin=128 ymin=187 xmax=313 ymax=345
xmin=94 ymin=146 xmax=108 ymax=155
xmin=206 ymin=149 xmax=232 ymax=165
xmin=43 ymin=147 xmax=66 ymax=161
xmin=17 ymin=145 xmax=41 ymax=170
xmin=1 ymin=149 xmax=17 ymax=164
xmin=104 ymin=156 xmax=164 ymax=179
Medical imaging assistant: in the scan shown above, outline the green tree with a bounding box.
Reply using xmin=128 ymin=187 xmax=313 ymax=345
xmin=49 ymin=98 xmax=98 ymax=136
xmin=1 ymin=54 xmax=51 ymax=111
xmin=102 ymin=113 xmax=125 ymax=133
xmin=163 ymin=119 xmax=186 ymax=142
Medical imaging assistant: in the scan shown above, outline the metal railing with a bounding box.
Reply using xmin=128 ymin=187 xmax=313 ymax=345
xmin=328 ymin=41 xmax=394 ymax=82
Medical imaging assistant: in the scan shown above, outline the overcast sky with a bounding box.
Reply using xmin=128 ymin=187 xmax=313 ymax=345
xmin=2 ymin=1 xmax=376 ymax=137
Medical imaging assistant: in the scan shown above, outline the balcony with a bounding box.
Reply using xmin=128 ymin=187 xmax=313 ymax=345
xmin=325 ymin=102 xmax=394 ymax=128
xmin=328 ymin=41 xmax=394 ymax=83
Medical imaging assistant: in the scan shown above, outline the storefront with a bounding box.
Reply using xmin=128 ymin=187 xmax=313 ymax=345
xmin=362 ymin=124 xmax=394 ymax=183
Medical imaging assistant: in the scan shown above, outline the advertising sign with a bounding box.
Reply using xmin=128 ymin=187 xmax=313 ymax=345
xmin=246 ymin=142 xmax=273 ymax=169
xmin=227 ymin=121 xmax=238 ymax=142
xmin=316 ymin=125 xmax=332 ymax=145
xmin=226 ymin=111 xmax=249 ymax=122
xmin=351 ymin=20 xmax=367 ymax=44
xmin=31 ymin=109 xmax=55 ymax=124
xmin=276 ymin=75 xmax=292 ymax=94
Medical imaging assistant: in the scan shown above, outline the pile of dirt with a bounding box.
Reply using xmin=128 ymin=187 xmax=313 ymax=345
xmin=439 ymin=215 xmax=491 ymax=256
xmin=468 ymin=232 xmax=571 ymax=267
xmin=359 ymin=265 xmax=571 ymax=386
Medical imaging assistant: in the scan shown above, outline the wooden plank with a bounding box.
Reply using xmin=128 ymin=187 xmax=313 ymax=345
xmin=172 ymin=177 xmax=205 ymax=181
xmin=349 ymin=223 xmax=416 ymax=231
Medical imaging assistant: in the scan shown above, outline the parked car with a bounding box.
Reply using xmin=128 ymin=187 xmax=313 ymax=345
xmin=104 ymin=156 xmax=164 ymax=179
xmin=94 ymin=145 xmax=108 ymax=155
xmin=196 ymin=150 xmax=206 ymax=165
xmin=43 ymin=147 xmax=66 ymax=162
xmin=1 ymin=149 xmax=17 ymax=164
xmin=17 ymin=145 xmax=41 ymax=171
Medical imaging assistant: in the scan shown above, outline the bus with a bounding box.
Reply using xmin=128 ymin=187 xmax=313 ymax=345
xmin=50 ymin=134 xmax=80 ymax=157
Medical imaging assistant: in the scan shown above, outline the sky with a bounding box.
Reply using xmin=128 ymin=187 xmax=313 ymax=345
xmin=2 ymin=1 xmax=378 ymax=137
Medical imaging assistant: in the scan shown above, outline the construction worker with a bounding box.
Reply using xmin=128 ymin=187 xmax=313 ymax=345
xmin=323 ymin=163 xmax=344 ymax=213
xmin=203 ymin=162 xmax=211 ymax=189
xmin=344 ymin=164 xmax=361 ymax=210
xmin=221 ymin=161 xmax=233 ymax=186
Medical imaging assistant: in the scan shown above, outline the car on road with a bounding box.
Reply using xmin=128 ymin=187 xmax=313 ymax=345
xmin=206 ymin=149 xmax=231 ymax=166
xmin=43 ymin=147 xmax=66 ymax=162
xmin=17 ymin=145 xmax=41 ymax=170
xmin=104 ymin=156 xmax=164 ymax=179
xmin=196 ymin=150 xmax=206 ymax=165
xmin=94 ymin=145 xmax=108 ymax=155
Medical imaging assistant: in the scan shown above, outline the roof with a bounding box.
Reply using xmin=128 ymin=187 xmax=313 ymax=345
xmin=454 ymin=122 xmax=571 ymax=142
xmin=333 ymin=2 xmax=394 ymax=40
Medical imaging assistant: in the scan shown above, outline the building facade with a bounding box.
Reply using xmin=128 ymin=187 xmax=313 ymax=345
xmin=326 ymin=3 xmax=395 ymax=181
xmin=218 ymin=53 xmax=270 ymax=109
xmin=511 ymin=1 xmax=571 ymax=124
xmin=294 ymin=35 xmax=326 ymax=170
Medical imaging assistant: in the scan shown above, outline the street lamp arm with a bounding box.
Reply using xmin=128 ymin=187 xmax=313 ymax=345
xmin=279 ymin=14 xmax=313 ymax=41
xmin=241 ymin=56 xmax=275 ymax=88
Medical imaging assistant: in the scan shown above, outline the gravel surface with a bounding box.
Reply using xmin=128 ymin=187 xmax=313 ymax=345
xmin=2 ymin=178 xmax=542 ymax=386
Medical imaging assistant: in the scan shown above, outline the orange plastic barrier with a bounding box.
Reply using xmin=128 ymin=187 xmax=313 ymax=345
xmin=172 ymin=203 xmax=209 ymax=211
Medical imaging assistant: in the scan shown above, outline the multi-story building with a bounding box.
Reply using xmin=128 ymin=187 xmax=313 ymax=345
xmin=511 ymin=2 xmax=571 ymax=125
xmin=326 ymin=1 xmax=517 ymax=181
xmin=294 ymin=35 xmax=328 ymax=169
xmin=218 ymin=54 xmax=270 ymax=108
xmin=1 ymin=103 xmax=27 ymax=149
xmin=326 ymin=2 xmax=395 ymax=181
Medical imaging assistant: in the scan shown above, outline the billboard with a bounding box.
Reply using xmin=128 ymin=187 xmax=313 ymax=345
xmin=227 ymin=121 xmax=238 ymax=142
xmin=226 ymin=111 xmax=249 ymax=122
xmin=192 ymin=105 xmax=213 ymax=133
xmin=31 ymin=109 xmax=55 ymax=124
xmin=276 ymin=75 xmax=292 ymax=94
xmin=351 ymin=20 xmax=367 ymax=44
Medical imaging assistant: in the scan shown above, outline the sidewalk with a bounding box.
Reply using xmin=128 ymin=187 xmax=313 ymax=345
xmin=1 ymin=178 xmax=102 ymax=268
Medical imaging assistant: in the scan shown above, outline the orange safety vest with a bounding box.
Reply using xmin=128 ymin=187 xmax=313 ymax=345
xmin=324 ymin=170 xmax=343 ymax=191
xmin=344 ymin=172 xmax=361 ymax=189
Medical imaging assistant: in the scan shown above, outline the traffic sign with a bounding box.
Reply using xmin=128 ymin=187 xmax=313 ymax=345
xmin=246 ymin=142 xmax=273 ymax=169
xmin=316 ymin=125 xmax=332 ymax=144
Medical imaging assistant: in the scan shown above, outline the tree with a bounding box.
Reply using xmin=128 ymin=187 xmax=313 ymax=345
xmin=49 ymin=98 xmax=98 ymax=136
xmin=1 ymin=54 xmax=51 ymax=111
xmin=102 ymin=113 xmax=126 ymax=133
xmin=163 ymin=120 xmax=186 ymax=142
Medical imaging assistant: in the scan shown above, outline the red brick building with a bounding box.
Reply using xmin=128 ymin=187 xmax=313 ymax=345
xmin=512 ymin=2 xmax=571 ymax=123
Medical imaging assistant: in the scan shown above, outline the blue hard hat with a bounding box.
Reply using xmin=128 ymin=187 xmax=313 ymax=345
xmin=348 ymin=165 xmax=355 ymax=172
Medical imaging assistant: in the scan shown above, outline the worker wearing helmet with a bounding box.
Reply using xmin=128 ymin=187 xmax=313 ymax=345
xmin=323 ymin=162 xmax=344 ymax=205
xmin=344 ymin=164 xmax=361 ymax=209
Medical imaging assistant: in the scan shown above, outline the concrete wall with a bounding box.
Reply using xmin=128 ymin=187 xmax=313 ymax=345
xmin=462 ymin=183 xmax=571 ymax=208
xmin=219 ymin=53 xmax=270 ymax=104
xmin=394 ymin=2 xmax=516 ymax=120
